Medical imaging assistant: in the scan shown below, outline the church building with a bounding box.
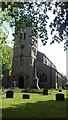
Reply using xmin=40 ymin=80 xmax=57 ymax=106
xmin=11 ymin=23 xmax=63 ymax=89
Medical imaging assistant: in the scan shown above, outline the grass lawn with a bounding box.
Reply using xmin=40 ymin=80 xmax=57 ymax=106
xmin=1 ymin=89 xmax=68 ymax=118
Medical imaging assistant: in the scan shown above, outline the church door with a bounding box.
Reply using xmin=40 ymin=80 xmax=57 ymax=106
xmin=18 ymin=76 xmax=24 ymax=88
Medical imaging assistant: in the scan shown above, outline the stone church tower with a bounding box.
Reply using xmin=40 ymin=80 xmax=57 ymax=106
xmin=11 ymin=22 xmax=38 ymax=89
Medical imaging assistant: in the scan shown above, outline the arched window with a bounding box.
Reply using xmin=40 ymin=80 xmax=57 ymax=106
xmin=24 ymin=32 xmax=26 ymax=40
xmin=39 ymin=73 xmax=47 ymax=82
xmin=45 ymin=75 xmax=47 ymax=82
xmin=20 ymin=55 xmax=23 ymax=63
xmin=20 ymin=33 xmax=22 ymax=39
xmin=40 ymin=75 xmax=42 ymax=82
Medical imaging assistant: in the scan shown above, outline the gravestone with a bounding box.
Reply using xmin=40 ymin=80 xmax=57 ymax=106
xmin=23 ymin=94 xmax=30 ymax=99
xmin=43 ymin=88 xmax=48 ymax=95
xmin=6 ymin=90 xmax=14 ymax=98
xmin=59 ymin=89 xmax=62 ymax=92
xmin=56 ymin=93 xmax=65 ymax=101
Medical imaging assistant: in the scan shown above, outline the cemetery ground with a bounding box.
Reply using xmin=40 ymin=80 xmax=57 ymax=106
xmin=0 ymin=88 xmax=68 ymax=118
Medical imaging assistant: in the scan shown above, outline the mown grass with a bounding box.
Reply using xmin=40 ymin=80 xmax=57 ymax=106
xmin=0 ymin=89 xmax=68 ymax=118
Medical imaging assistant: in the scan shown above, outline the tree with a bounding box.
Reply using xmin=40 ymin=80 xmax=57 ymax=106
xmin=0 ymin=8 xmax=13 ymax=76
xmin=2 ymin=2 xmax=68 ymax=50
xmin=2 ymin=45 xmax=13 ymax=76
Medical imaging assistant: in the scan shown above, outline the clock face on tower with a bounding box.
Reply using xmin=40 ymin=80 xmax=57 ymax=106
xmin=20 ymin=45 xmax=24 ymax=49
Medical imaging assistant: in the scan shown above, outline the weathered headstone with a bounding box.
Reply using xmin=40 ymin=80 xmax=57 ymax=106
xmin=56 ymin=93 xmax=65 ymax=101
xmin=6 ymin=90 xmax=14 ymax=98
xmin=59 ymin=89 xmax=62 ymax=92
xmin=43 ymin=88 xmax=48 ymax=95
xmin=23 ymin=94 xmax=30 ymax=99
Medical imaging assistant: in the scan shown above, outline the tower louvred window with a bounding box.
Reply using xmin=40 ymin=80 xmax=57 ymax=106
xmin=20 ymin=55 xmax=23 ymax=62
xmin=24 ymin=32 xmax=26 ymax=40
